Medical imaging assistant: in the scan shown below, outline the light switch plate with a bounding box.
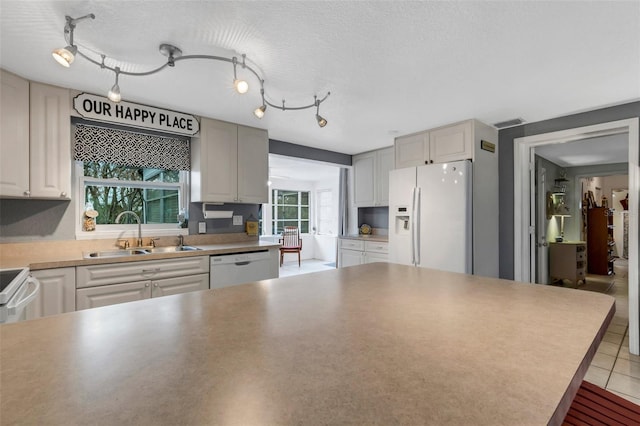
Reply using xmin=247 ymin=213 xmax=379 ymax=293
xmin=233 ymin=215 xmax=243 ymax=226
xmin=198 ymin=222 xmax=206 ymax=233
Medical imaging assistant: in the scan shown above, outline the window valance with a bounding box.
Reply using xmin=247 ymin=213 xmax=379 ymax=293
xmin=74 ymin=124 xmax=190 ymax=171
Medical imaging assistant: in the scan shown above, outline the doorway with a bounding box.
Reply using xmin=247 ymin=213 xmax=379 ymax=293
xmin=513 ymin=118 xmax=639 ymax=355
xmin=262 ymin=154 xmax=344 ymax=271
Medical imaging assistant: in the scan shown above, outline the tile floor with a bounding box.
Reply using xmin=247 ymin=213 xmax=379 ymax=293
xmin=583 ymin=258 xmax=640 ymax=405
xmin=280 ymin=259 xmax=640 ymax=404
xmin=278 ymin=259 xmax=336 ymax=278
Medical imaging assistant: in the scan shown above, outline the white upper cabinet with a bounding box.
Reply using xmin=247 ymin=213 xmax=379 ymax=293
xmin=353 ymin=151 xmax=375 ymax=206
xmin=237 ymin=125 xmax=269 ymax=203
xmin=192 ymin=117 xmax=268 ymax=203
xmin=375 ymin=147 xmax=394 ymax=206
xmin=29 ymin=82 xmax=71 ymax=198
xmin=395 ymin=132 xmax=428 ymax=169
xmin=353 ymin=146 xmax=394 ymax=207
xmin=428 ymin=120 xmax=472 ymax=164
xmin=394 ymin=120 xmax=474 ymax=168
xmin=0 ymin=70 xmax=30 ymax=197
xmin=0 ymin=71 xmax=71 ymax=199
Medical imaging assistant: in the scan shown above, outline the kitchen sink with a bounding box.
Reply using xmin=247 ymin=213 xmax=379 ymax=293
xmin=84 ymin=249 xmax=150 ymax=258
xmin=145 ymin=246 xmax=201 ymax=253
xmin=83 ymin=246 xmax=200 ymax=259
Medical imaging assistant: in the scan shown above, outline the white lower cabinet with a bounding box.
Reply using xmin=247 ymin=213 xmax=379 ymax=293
xmin=339 ymin=249 xmax=365 ymax=267
xmin=338 ymin=239 xmax=388 ymax=267
xmin=26 ymin=267 xmax=76 ymax=320
xmin=77 ymin=280 xmax=151 ymax=310
xmin=76 ymin=256 xmax=210 ymax=310
xmin=151 ymin=273 xmax=209 ymax=298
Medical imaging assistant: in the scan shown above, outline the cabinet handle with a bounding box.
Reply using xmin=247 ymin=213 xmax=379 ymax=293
xmin=24 ymin=190 xmax=30 ymax=197
xmin=145 ymin=283 xmax=150 ymax=287
xmin=142 ymin=268 xmax=161 ymax=274
xmin=153 ymin=283 xmax=158 ymax=287
xmin=430 ymin=160 xmax=434 ymax=164
xmin=60 ymin=192 xmax=67 ymax=198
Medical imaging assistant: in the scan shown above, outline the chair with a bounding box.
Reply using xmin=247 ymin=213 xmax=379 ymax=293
xmin=279 ymin=226 xmax=302 ymax=266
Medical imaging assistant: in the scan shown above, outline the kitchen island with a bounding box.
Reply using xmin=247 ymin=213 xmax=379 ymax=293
xmin=0 ymin=263 xmax=614 ymax=425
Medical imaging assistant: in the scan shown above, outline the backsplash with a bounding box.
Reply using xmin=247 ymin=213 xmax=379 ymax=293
xmin=357 ymin=206 xmax=389 ymax=230
xmin=188 ymin=202 xmax=260 ymax=235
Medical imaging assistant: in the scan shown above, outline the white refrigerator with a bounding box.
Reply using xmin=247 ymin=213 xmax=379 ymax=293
xmin=388 ymin=160 xmax=472 ymax=274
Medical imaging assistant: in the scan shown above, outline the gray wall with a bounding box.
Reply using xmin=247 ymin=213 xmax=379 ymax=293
xmin=269 ymin=139 xmax=352 ymax=166
xmin=499 ymin=101 xmax=640 ymax=279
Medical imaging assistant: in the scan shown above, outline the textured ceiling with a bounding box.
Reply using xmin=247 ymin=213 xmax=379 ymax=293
xmin=1 ymin=1 xmax=638 ymax=155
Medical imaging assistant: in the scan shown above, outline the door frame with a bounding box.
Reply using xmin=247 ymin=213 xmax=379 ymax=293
xmin=514 ymin=118 xmax=639 ymax=355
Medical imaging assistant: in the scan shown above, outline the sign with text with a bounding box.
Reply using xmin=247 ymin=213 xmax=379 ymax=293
xmin=73 ymin=93 xmax=199 ymax=136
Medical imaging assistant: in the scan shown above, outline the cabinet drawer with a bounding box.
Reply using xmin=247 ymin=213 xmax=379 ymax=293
xmin=339 ymin=239 xmax=365 ymax=251
xmin=77 ymin=256 xmax=210 ymax=288
xmin=365 ymin=241 xmax=388 ymax=254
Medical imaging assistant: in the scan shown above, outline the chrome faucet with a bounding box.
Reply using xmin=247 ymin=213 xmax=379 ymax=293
xmin=115 ymin=211 xmax=143 ymax=247
xmin=177 ymin=234 xmax=184 ymax=248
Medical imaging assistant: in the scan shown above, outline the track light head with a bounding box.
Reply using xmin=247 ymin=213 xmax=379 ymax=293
xmin=107 ymin=67 xmax=121 ymax=102
xmin=232 ymin=56 xmax=249 ymax=94
xmin=234 ymin=79 xmax=249 ymax=94
xmin=52 ymin=45 xmax=77 ymax=67
xmin=254 ymin=104 xmax=267 ymax=119
xmin=316 ymin=114 xmax=328 ymax=128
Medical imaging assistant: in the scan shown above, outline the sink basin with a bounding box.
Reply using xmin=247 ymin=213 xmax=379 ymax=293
xmin=83 ymin=246 xmax=200 ymax=259
xmin=145 ymin=246 xmax=201 ymax=253
xmin=84 ymin=249 xmax=150 ymax=258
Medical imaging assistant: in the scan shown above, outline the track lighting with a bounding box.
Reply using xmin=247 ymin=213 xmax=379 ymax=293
xmin=232 ymin=56 xmax=249 ymax=94
xmin=315 ymin=95 xmax=328 ymax=127
xmin=51 ymin=14 xmax=95 ymax=67
xmin=107 ymin=67 xmax=121 ymax=103
xmin=53 ymin=14 xmax=330 ymax=126
xmin=254 ymin=105 xmax=267 ymax=119
xmin=254 ymin=86 xmax=267 ymax=119
xmin=52 ymin=45 xmax=77 ymax=67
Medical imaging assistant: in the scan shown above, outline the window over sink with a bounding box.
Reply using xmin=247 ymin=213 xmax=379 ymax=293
xmin=73 ymin=123 xmax=189 ymax=239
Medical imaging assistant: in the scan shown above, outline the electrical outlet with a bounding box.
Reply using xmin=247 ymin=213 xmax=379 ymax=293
xmin=233 ymin=215 xmax=243 ymax=226
xmin=198 ymin=222 xmax=206 ymax=233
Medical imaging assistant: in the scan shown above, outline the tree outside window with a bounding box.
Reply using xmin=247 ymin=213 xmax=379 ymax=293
xmin=83 ymin=161 xmax=181 ymax=225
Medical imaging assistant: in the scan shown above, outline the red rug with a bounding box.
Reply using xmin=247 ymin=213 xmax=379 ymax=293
xmin=563 ymin=381 xmax=640 ymax=425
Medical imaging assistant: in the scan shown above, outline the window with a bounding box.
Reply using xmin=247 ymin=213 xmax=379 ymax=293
xmin=73 ymin=123 xmax=190 ymax=238
xmin=81 ymin=162 xmax=186 ymax=225
xmin=271 ymin=189 xmax=309 ymax=234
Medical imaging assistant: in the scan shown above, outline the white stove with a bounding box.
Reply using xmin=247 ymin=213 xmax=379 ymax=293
xmin=0 ymin=268 xmax=40 ymax=323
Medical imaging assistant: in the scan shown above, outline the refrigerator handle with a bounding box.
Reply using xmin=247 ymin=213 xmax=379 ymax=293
xmin=410 ymin=187 xmax=416 ymax=265
xmin=414 ymin=187 xmax=421 ymax=266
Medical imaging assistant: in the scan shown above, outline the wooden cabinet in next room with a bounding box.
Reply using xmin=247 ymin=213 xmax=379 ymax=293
xmin=587 ymin=207 xmax=614 ymax=275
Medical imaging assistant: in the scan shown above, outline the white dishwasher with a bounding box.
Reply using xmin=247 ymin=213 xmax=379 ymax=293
xmin=210 ymin=250 xmax=277 ymax=289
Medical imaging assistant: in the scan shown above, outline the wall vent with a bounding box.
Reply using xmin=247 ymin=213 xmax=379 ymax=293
xmin=493 ymin=118 xmax=525 ymax=129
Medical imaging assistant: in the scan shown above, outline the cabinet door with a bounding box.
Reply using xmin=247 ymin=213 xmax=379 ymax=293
xmin=0 ymin=70 xmax=30 ymax=197
xmin=29 ymin=82 xmax=71 ymax=198
xmin=237 ymin=125 xmax=268 ymax=203
xmin=151 ymin=273 xmax=209 ymax=298
xmin=76 ymin=256 xmax=210 ymax=288
xmin=364 ymin=252 xmax=388 ymax=264
xmin=339 ymin=249 xmax=363 ymax=268
xmin=193 ymin=118 xmax=238 ymax=202
xmin=395 ymin=132 xmax=428 ymax=168
xmin=77 ymin=281 xmax=151 ymax=310
xmin=375 ymin=147 xmax=394 ymax=206
xmin=429 ymin=121 xmax=472 ymax=163
xmin=26 ymin=267 xmax=76 ymax=320
xmin=353 ymin=152 xmax=375 ymax=207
